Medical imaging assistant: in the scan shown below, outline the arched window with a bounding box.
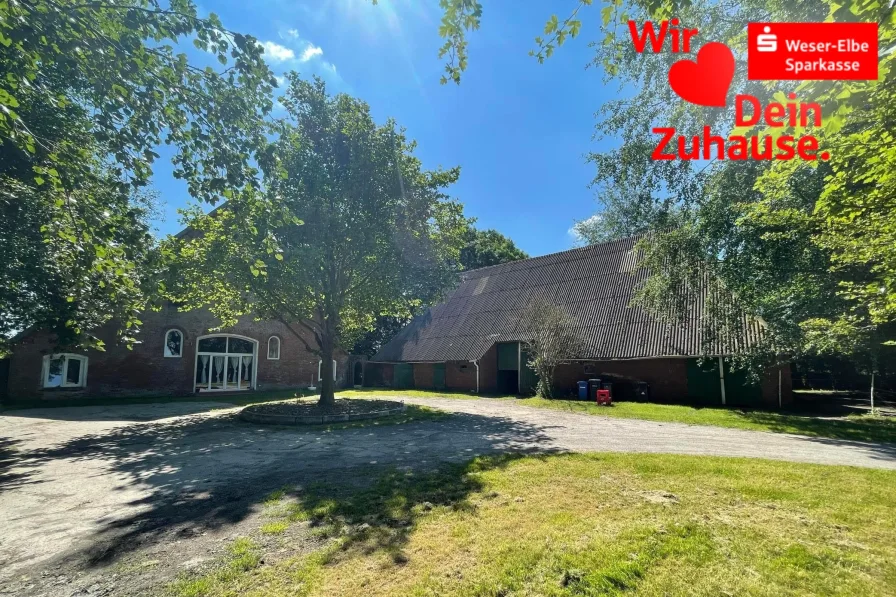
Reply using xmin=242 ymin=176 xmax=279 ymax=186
xmin=164 ymin=329 xmax=183 ymax=358
xmin=267 ymin=336 xmax=280 ymax=360
xmin=42 ymin=354 xmax=88 ymax=388
xmin=195 ymin=334 xmax=257 ymax=392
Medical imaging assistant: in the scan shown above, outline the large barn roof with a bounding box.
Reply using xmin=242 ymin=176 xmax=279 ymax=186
xmin=371 ymin=235 xmax=764 ymax=363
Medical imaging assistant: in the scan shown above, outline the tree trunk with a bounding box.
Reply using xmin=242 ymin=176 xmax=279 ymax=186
xmin=318 ymin=336 xmax=336 ymax=407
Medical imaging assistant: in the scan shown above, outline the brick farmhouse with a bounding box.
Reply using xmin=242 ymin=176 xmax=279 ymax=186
xmin=1 ymin=304 xmax=353 ymax=401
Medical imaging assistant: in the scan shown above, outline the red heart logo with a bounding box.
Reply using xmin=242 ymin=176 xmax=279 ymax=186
xmin=668 ymin=42 xmax=735 ymax=107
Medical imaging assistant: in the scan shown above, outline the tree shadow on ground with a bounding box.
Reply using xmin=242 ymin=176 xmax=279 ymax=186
xmin=732 ymin=410 xmax=896 ymax=444
xmin=10 ymin=408 xmax=558 ymax=579
xmin=275 ymin=453 xmax=534 ymax=568
xmin=0 ymin=436 xmax=36 ymax=492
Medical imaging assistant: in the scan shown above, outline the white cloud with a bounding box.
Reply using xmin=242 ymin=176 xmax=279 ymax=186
xmin=261 ymin=41 xmax=295 ymax=62
xmin=274 ymin=76 xmax=287 ymax=87
xmin=286 ymin=28 xmax=299 ymax=39
xmin=300 ymin=45 xmax=324 ymax=62
xmin=569 ymin=214 xmax=602 ymax=241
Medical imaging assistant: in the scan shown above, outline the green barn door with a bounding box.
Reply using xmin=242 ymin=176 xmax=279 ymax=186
xmin=723 ymin=361 xmax=763 ymax=406
xmin=497 ymin=342 xmax=520 ymax=394
xmin=433 ymin=363 xmax=446 ymax=390
xmin=394 ymin=364 xmax=414 ymax=389
xmin=686 ymin=358 xmax=722 ymax=405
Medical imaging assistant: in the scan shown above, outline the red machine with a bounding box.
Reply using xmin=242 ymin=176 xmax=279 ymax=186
xmin=596 ymin=388 xmax=612 ymax=405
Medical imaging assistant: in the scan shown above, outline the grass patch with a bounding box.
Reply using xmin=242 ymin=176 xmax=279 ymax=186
xmin=342 ymin=389 xmax=896 ymax=444
xmin=168 ymin=453 xmax=896 ymax=596
xmin=512 ymin=397 xmax=896 ymax=444
xmin=260 ymin=521 xmax=290 ymax=535
xmin=170 ymin=537 xmax=262 ymax=597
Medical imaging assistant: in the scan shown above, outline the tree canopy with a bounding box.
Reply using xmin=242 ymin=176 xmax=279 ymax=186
xmin=168 ymin=76 xmax=470 ymax=404
xmin=459 ymin=227 xmax=529 ymax=271
xmin=0 ymin=0 xmax=275 ymax=353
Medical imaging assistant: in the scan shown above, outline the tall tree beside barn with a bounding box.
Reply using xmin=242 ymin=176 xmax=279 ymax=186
xmin=523 ymin=298 xmax=582 ymax=399
xmin=169 ymin=76 xmax=470 ymax=405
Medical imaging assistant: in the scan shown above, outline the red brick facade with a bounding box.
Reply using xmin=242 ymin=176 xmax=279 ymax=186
xmin=5 ymin=303 xmax=348 ymax=401
xmin=365 ymin=344 xmax=792 ymax=407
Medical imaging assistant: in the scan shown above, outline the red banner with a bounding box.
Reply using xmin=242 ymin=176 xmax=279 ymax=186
xmin=747 ymin=22 xmax=878 ymax=81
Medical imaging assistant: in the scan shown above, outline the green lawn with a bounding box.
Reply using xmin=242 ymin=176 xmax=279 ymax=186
xmin=170 ymin=453 xmax=896 ymax=597
xmin=342 ymin=388 xmax=896 ymax=444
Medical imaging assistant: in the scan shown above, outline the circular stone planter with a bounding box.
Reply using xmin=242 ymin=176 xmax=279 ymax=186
xmin=240 ymin=399 xmax=406 ymax=426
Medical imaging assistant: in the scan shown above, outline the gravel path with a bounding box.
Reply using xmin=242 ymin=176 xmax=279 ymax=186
xmin=1 ymin=397 xmax=894 ymax=595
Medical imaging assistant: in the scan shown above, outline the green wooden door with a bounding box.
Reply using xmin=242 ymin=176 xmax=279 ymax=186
xmin=394 ymin=363 xmax=414 ymax=389
xmin=433 ymin=363 xmax=446 ymax=390
xmin=724 ymin=361 xmax=763 ymax=406
xmin=497 ymin=342 xmax=520 ymax=371
xmin=686 ymin=358 xmax=722 ymax=405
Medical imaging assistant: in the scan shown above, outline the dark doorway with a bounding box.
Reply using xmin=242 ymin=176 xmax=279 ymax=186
xmin=497 ymin=370 xmax=519 ymax=394
xmin=353 ymin=361 xmax=363 ymax=387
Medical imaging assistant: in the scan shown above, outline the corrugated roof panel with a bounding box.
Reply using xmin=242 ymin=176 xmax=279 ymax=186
xmin=371 ymin=235 xmax=766 ymax=362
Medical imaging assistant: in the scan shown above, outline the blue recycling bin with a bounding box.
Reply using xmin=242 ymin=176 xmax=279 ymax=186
xmin=577 ymin=381 xmax=589 ymax=400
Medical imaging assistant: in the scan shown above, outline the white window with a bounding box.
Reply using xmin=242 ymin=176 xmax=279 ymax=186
xmin=318 ymin=359 xmax=337 ymax=382
xmin=164 ymin=329 xmax=183 ymax=358
xmin=42 ymin=354 xmax=88 ymax=388
xmin=267 ymin=336 xmax=280 ymax=360
xmin=195 ymin=335 xmax=257 ymax=392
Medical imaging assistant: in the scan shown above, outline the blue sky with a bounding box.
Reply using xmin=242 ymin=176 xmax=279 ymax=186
xmin=150 ymin=0 xmax=619 ymax=257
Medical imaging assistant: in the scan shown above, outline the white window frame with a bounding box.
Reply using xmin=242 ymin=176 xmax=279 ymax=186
xmin=194 ymin=334 xmax=258 ymax=392
xmin=318 ymin=359 xmax=337 ymax=382
xmin=42 ymin=354 xmax=88 ymax=388
xmin=164 ymin=329 xmax=183 ymax=358
xmin=267 ymin=336 xmax=280 ymax=360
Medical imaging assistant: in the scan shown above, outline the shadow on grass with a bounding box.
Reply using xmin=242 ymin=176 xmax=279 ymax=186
xmin=733 ymin=411 xmax=896 ymax=444
xmin=279 ymin=454 xmax=531 ymax=566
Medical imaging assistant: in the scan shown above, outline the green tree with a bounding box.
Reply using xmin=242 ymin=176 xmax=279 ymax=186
xmin=460 ymin=227 xmax=528 ymax=270
xmin=523 ymin=298 xmax=582 ymax=399
xmin=168 ymin=76 xmax=470 ymax=405
xmin=0 ymin=0 xmax=275 ymax=352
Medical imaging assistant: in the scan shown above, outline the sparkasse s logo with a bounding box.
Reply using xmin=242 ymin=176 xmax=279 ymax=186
xmin=632 ymin=19 xmax=879 ymax=162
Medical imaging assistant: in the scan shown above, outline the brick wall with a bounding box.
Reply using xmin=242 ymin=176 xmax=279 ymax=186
xmin=364 ymin=362 xmax=394 ymax=387
xmin=445 ymin=361 xmax=476 ymax=391
xmin=6 ymin=304 xmax=347 ymax=401
xmin=553 ymin=358 xmax=690 ymax=401
xmin=478 ymin=344 xmax=498 ymax=393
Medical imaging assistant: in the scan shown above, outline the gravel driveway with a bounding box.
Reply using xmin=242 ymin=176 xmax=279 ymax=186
xmin=1 ymin=397 xmax=894 ymax=596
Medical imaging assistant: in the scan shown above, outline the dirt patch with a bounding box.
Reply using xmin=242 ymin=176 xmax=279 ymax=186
xmin=639 ymin=490 xmax=680 ymax=505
